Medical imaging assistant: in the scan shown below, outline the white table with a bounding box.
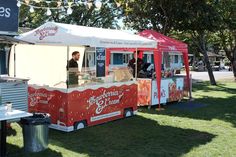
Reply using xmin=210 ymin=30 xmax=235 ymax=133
xmin=0 ymin=110 xmax=32 ymax=157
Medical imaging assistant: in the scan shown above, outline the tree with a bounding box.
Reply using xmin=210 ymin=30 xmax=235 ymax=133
xmin=118 ymin=0 xmax=186 ymax=34
xmin=120 ymin=0 xmax=219 ymax=85
xmin=60 ymin=1 xmax=122 ymax=28
xmin=176 ymin=0 xmax=223 ymax=85
xmin=214 ymin=0 xmax=236 ymax=80
xmin=19 ymin=0 xmax=122 ymax=29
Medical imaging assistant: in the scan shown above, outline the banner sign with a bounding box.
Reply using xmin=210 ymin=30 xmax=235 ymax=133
xmin=0 ymin=0 xmax=19 ymax=34
xmin=96 ymin=47 xmax=106 ymax=77
xmin=151 ymin=79 xmax=169 ymax=105
xmin=137 ymin=79 xmax=152 ymax=106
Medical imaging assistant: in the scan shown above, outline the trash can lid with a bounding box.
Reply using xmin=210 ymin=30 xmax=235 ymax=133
xmin=21 ymin=113 xmax=51 ymax=125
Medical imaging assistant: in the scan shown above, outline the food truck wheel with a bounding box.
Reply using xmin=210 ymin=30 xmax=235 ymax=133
xmin=74 ymin=120 xmax=87 ymax=130
xmin=124 ymin=108 xmax=133 ymax=118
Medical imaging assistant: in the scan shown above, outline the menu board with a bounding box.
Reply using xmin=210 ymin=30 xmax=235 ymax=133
xmin=96 ymin=47 xmax=106 ymax=77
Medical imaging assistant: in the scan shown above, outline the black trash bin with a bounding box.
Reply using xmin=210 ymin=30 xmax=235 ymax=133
xmin=21 ymin=113 xmax=51 ymax=152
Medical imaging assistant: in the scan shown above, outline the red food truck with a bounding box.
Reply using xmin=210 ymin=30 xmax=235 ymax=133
xmin=9 ymin=22 xmax=157 ymax=132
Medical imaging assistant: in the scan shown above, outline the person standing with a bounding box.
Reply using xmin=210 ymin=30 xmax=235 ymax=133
xmin=128 ymin=50 xmax=143 ymax=77
xmin=67 ymin=51 xmax=80 ymax=87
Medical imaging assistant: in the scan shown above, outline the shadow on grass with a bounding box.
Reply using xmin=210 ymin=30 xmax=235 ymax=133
xmin=140 ymin=97 xmax=236 ymax=125
xmin=140 ymin=82 xmax=236 ymax=127
xmin=192 ymin=81 xmax=236 ymax=94
xmin=6 ymin=143 xmax=62 ymax=157
xmin=7 ymin=127 xmax=17 ymax=136
xmin=49 ymin=116 xmax=215 ymax=157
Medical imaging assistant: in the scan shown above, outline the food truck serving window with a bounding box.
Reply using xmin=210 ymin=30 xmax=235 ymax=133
xmin=67 ymin=47 xmax=134 ymax=88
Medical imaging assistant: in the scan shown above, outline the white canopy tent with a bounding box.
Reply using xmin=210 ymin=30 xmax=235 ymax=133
xmin=9 ymin=22 xmax=157 ymax=88
xmin=16 ymin=22 xmax=157 ymax=48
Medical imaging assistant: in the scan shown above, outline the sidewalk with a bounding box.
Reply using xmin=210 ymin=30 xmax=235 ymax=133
xmin=189 ymin=70 xmax=233 ymax=83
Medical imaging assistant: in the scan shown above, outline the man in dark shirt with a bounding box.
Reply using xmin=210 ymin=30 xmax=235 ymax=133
xmin=67 ymin=51 xmax=80 ymax=87
xmin=128 ymin=50 xmax=143 ymax=77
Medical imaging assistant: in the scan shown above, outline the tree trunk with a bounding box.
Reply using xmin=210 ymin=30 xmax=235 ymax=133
xmin=197 ymin=32 xmax=217 ymax=85
xmin=233 ymin=46 xmax=236 ymax=81
xmin=232 ymin=60 xmax=236 ymax=80
xmin=202 ymin=50 xmax=217 ymax=85
xmin=232 ymin=47 xmax=236 ymax=80
xmin=224 ymin=44 xmax=236 ymax=81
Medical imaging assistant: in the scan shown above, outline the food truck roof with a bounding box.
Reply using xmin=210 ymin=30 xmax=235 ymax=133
xmin=16 ymin=22 xmax=157 ymax=48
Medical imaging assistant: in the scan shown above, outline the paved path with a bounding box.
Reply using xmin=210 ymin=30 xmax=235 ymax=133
xmin=190 ymin=70 xmax=234 ymax=82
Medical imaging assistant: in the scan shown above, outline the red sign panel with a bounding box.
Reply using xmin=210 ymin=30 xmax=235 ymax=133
xmin=137 ymin=79 xmax=152 ymax=106
xmin=28 ymin=84 xmax=137 ymax=131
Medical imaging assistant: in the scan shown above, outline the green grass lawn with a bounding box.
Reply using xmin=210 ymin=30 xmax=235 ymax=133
xmin=5 ymin=81 xmax=236 ymax=157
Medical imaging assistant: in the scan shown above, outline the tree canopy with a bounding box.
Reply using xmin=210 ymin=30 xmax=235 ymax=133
xmin=19 ymin=0 xmax=122 ymax=29
xmin=214 ymin=0 xmax=236 ymax=78
xmin=119 ymin=0 xmax=225 ymax=84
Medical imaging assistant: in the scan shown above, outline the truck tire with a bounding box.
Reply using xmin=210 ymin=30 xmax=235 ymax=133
xmin=124 ymin=108 xmax=133 ymax=118
xmin=74 ymin=120 xmax=87 ymax=131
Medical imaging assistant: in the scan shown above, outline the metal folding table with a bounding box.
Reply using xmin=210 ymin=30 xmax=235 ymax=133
xmin=0 ymin=110 xmax=32 ymax=157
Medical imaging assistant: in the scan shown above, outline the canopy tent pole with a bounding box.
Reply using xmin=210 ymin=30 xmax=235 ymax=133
xmin=85 ymin=49 xmax=87 ymax=71
xmin=135 ymin=48 xmax=138 ymax=80
xmin=13 ymin=44 xmax=16 ymax=77
xmin=153 ymin=49 xmax=162 ymax=110
xmin=105 ymin=48 xmax=111 ymax=75
xmin=183 ymin=51 xmax=192 ymax=100
xmin=66 ymin=46 xmax=69 ymax=88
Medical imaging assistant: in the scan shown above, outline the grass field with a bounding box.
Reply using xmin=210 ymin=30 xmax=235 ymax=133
xmin=5 ymin=81 xmax=236 ymax=157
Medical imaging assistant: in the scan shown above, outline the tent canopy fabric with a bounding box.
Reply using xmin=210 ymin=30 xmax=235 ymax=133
xmin=139 ymin=30 xmax=188 ymax=52
xmin=16 ymin=22 xmax=157 ymax=48
xmin=0 ymin=35 xmax=33 ymax=44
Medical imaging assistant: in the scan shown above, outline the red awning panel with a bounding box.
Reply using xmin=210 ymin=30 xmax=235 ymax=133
xmin=139 ymin=30 xmax=188 ymax=53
